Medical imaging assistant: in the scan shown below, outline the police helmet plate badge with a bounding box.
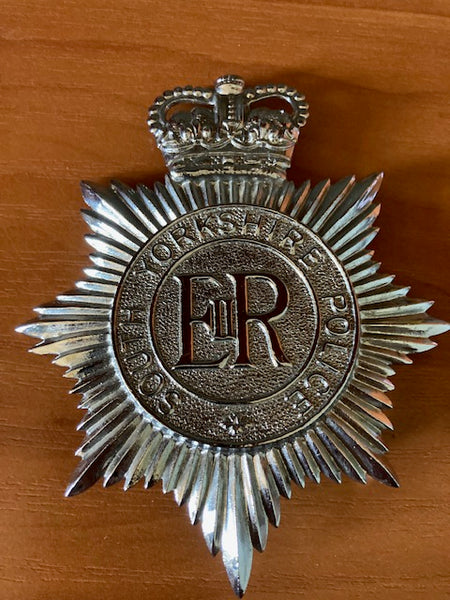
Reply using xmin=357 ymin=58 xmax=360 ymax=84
xmin=17 ymin=75 xmax=449 ymax=596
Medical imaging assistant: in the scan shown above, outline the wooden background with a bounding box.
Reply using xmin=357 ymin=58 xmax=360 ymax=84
xmin=1 ymin=1 xmax=449 ymax=598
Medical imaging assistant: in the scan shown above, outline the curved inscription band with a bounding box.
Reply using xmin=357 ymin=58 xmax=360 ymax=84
xmin=114 ymin=204 xmax=359 ymax=446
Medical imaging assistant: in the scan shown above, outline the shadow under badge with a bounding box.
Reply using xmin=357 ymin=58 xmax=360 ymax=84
xmin=17 ymin=74 xmax=449 ymax=597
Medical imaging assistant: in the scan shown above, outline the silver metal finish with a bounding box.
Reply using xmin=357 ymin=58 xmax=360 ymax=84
xmin=116 ymin=203 xmax=358 ymax=446
xmin=17 ymin=75 xmax=449 ymax=597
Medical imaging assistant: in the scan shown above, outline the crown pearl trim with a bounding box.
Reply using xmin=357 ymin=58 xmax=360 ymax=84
xmin=148 ymin=75 xmax=309 ymax=181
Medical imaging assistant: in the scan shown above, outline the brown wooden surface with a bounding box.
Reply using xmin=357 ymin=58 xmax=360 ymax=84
xmin=1 ymin=1 xmax=449 ymax=599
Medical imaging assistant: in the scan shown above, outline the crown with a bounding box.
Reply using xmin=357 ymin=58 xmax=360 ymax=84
xmin=148 ymin=75 xmax=309 ymax=181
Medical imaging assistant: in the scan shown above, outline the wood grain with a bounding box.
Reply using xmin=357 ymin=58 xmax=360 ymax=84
xmin=1 ymin=1 xmax=449 ymax=598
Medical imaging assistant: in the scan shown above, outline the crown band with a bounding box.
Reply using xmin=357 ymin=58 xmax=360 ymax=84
xmin=148 ymin=75 xmax=308 ymax=181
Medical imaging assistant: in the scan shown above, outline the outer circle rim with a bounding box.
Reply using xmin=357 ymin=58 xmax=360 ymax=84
xmin=112 ymin=203 xmax=361 ymax=448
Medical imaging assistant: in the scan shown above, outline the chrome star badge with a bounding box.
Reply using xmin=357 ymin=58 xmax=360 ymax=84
xmin=17 ymin=75 xmax=448 ymax=596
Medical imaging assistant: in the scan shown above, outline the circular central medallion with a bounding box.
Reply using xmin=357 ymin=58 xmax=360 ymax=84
xmin=114 ymin=204 xmax=359 ymax=446
xmin=152 ymin=238 xmax=317 ymax=403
